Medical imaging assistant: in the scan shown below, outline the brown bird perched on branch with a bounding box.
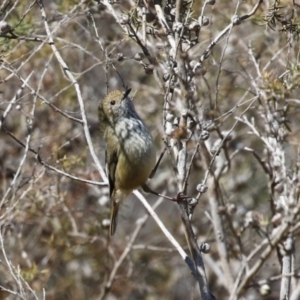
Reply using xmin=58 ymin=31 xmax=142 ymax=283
xmin=98 ymin=89 xmax=156 ymax=236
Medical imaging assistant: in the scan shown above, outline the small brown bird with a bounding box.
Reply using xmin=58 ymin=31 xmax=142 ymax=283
xmin=98 ymin=89 xmax=156 ymax=235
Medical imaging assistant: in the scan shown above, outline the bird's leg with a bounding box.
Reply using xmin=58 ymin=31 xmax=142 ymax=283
xmin=149 ymin=147 xmax=167 ymax=179
xmin=176 ymin=192 xmax=190 ymax=202
xmin=145 ymin=147 xmax=176 ymax=201
xmin=142 ymin=184 xmax=177 ymax=201
xmin=176 ymin=192 xmax=199 ymax=220
xmin=142 ymin=186 xmax=194 ymax=204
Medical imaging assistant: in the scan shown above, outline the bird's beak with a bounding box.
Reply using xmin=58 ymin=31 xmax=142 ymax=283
xmin=122 ymin=88 xmax=131 ymax=100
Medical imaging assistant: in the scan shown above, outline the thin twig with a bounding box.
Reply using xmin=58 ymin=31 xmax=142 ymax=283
xmin=99 ymin=197 xmax=164 ymax=299
xmin=37 ymin=0 xmax=107 ymax=183
xmin=199 ymin=0 xmax=263 ymax=63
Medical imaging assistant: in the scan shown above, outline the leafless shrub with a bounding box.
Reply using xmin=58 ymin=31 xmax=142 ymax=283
xmin=0 ymin=0 xmax=299 ymax=299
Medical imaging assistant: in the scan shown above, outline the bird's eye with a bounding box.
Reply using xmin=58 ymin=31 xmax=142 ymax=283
xmin=110 ymin=100 xmax=116 ymax=105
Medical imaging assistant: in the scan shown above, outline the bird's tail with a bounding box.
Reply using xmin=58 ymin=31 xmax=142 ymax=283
xmin=110 ymin=199 xmax=120 ymax=236
xmin=110 ymin=189 xmax=130 ymax=236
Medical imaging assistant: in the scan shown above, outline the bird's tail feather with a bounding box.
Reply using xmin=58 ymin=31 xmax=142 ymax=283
xmin=110 ymin=200 xmax=120 ymax=236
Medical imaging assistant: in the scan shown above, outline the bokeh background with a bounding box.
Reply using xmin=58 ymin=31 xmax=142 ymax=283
xmin=0 ymin=0 xmax=300 ymax=299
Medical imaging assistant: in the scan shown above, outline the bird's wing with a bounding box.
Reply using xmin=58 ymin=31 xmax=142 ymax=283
xmin=105 ymin=147 xmax=118 ymax=197
xmin=105 ymin=135 xmax=120 ymax=236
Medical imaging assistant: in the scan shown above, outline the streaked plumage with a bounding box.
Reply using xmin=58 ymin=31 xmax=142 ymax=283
xmin=98 ymin=89 xmax=156 ymax=235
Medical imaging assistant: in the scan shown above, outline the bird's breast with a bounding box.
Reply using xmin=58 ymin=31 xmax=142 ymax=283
xmin=116 ymin=149 xmax=156 ymax=191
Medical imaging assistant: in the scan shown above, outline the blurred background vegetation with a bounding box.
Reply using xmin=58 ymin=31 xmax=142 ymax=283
xmin=0 ymin=0 xmax=300 ymax=299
